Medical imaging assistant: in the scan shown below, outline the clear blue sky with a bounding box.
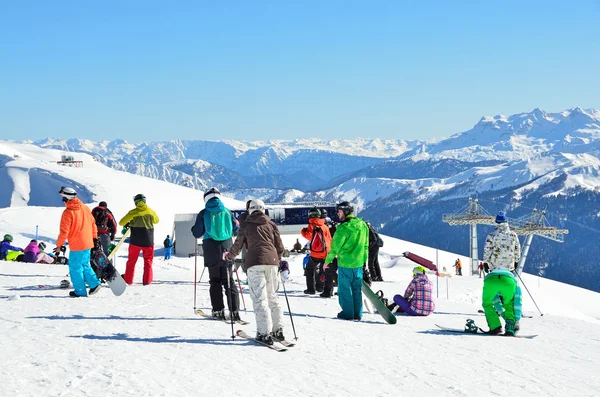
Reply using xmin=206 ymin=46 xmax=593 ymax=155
xmin=1 ymin=1 xmax=598 ymax=143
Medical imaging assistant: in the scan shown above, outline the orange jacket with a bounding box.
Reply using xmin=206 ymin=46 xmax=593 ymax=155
xmin=56 ymin=198 xmax=98 ymax=251
xmin=300 ymin=218 xmax=332 ymax=259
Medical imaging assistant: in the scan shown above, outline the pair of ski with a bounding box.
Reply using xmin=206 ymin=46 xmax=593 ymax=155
xmin=434 ymin=324 xmax=538 ymax=339
xmin=194 ymin=308 xmax=250 ymax=326
xmin=236 ymin=330 xmax=295 ymax=352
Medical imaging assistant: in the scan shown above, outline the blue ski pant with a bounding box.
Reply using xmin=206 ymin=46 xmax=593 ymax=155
xmin=69 ymin=249 xmax=100 ymax=296
xmin=337 ymin=266 xmax=363 ymax=320
xmin=164 ymin=247 xmax=172 ymax=260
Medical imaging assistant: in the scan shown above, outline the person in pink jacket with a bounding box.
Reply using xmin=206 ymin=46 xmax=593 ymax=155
xmin=23 ymin=240 xmax=41 ymax=263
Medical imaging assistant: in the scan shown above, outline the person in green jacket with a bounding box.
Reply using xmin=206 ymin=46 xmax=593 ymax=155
xmin=324 ymin=201 xmax=369 ymax=321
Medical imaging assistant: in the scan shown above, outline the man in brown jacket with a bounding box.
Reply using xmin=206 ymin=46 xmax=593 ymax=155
xmin=226 ymin=199 xmax=285 ymax=346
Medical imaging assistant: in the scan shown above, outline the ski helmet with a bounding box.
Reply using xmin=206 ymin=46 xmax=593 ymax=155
xmin=413 ymin=266 xmax=427 ymax=276
xmin=336 ymin=201 xmax=354 ymax=216
xmin=203 ymin=187 xmax=221 ymax=203
xmin=320 ymin=209 xmax=327 ymax=219
xmin=59 ymin=186 xmax=77 ymax=201
xmin=248 ymin=199 xmax=265 ymax=214
xmin=3 ymin=234 xmax=13 ymax=242
xmin=133 ymin=194 xmax=146 ymax=204
xmin=38 ymin=242 xmax=46 ymax=250
xmin=308 ymin=207 xmax=321 ymax=219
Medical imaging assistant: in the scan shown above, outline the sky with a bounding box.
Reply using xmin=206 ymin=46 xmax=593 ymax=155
xmin=0 ymin=1 xmax=599 ymax=143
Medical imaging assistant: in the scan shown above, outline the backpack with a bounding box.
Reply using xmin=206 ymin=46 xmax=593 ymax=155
xmin=163 ymin=238 xmax=172 ymax=248
xmin=369 ymin=226 xmax=384 ymax=248
xmin=309 ymin=225 xmax=327 ymax=253
xmin=93 ymin=208 xmax=109 ymax=231
xmin=204 ymin=209 xmax=233 ymax=241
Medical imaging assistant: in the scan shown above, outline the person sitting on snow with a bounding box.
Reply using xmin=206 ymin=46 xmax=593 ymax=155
xmin=387 ymin=266 xmax=435 ymax=316
xmin=0 ymin=234 xmax=24 ymax=261
xmin=23 ymin=239 xmax=41 ymax=263
xmin=35 ymin=242 xmax=55 ymax=264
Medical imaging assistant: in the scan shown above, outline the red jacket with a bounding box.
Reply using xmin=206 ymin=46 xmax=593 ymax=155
xmin=301 ymin=218 xmax=332 ymax=259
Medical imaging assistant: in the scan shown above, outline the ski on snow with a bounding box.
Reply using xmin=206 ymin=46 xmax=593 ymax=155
xmin=236 ymin=330 xmax=288 ymax=352
xmin=434 ymin=324 xmax=538 ymax=339
xmin=194 ymin=308 xmax=250 ymax=325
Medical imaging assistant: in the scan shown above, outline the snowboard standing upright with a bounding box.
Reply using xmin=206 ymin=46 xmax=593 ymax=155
xmin=90 ymin=248 xmax=126 ymax=296
xmin=361 ymin=280 xmax=397 ymax=324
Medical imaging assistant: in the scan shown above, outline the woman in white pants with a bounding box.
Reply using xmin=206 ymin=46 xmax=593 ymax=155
xmin=226 ymin=199 xmax=285 ymax=345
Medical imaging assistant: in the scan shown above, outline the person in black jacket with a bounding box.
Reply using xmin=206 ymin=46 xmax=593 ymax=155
xmin=367 ymin=222 xmax=383 ymax=282
xmin=92 ymin=201 xmax=117 ymax=256
xmin=191 ymin=188 xmax=240 ymax=320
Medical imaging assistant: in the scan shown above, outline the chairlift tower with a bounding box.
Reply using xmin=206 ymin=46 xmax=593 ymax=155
xmin=508 ymin=204 xmax=568 ymax=275
xmin=442 ymin=197 xmax=495 ymax=274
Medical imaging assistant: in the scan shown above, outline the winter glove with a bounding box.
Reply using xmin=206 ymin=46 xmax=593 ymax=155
xmin=110 ymin=233 xmax=115 ymax=241
xmin=121 ymin=226 xmax=129 ymax=235
xmin=53 ymin=246 xmax=61 ymax=255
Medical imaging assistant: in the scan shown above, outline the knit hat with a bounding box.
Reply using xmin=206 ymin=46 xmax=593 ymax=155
xmin=495 ymin=211 xmax=507 ymax=223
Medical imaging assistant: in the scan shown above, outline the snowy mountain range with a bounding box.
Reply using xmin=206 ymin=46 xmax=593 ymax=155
xmin=6 ymin=107 xmax=600 ymax=291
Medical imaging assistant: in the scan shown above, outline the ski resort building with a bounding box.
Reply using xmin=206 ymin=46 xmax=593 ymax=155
xmin=172 ymin=201 xmax=338 ymax=257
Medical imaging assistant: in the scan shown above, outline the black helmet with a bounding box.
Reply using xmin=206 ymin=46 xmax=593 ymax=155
xmin=320 ymin=209 xmax=327 ymax=219
xmin=133 ymin=194 xmax=146 ymax=204
xmin=38 ymin=242 xmax=46 ymax=250
xmin=204 ymin=187 xmax=221 ymax=203
xmin=336 ymin=201 xmax=354 ymax=216
xmin=308 ymin=207 xmax=321 ymax=219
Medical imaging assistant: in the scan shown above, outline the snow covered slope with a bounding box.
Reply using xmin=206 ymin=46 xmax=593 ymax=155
xmin=1 ymin=234 xmax=600 ymax=396
xmin=0 ymin=142 xmax=244 ymax=242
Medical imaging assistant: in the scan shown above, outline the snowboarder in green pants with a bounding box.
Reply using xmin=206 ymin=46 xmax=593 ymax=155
xmin=482 ymin=211 xmax=522 ymax=336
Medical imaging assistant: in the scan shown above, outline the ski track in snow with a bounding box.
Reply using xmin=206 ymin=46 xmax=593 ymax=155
xmin=2 ymin=242 xmax=600 ymax=397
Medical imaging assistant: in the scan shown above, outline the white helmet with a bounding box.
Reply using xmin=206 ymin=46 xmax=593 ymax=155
xmin=203 ymin=187 xmax=221 ymax=203
xmin=248 ymin=199 xmax=265 ymax=214
xmin=59 ymin=186 xmax=77 ymax=201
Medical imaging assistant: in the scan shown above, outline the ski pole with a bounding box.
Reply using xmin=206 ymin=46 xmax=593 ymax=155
xmin=516 ymin=271 xmax=543 ymax=316
xmin=226 ymin=259 xmax=235 ymax=339
xmin=235 ymin=267 xmax=247 ymax=311
xmin=193 ymin=239 xmax=198 ymax=314
xmin=281 ymin=279 xmax=298 ymax=340
xmin=199 ymin=267 xmax=206 ymax=283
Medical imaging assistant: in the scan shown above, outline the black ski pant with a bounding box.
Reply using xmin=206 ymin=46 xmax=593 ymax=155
xmin=208 ymin=262 xmax=239 ymax=312
xmin=368 ymin=248 xmax=382 ymax=280
xmin=305 ymin=256 xmax=325 ymax=293
xmin=322 ymin=258 xmax=338 ymax=296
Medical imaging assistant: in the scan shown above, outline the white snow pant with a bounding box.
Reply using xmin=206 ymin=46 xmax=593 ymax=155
xmin=247 ymin=265 xmax=284 ymax=336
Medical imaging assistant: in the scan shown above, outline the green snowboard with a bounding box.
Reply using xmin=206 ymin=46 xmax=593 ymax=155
xmin=361 ymin=280 xmax=397 ymax=324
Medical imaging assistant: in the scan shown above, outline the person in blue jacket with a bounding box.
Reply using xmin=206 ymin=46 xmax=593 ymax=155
xmin=163 ymin=235 xmax=173 ymax=260
xmin=191 ymin=188 xmax=240 ymax=320
xmin=0 ymin=234 xmax=23 ymax=260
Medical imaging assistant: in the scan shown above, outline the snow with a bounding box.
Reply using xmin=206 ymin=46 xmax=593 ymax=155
xmin=1 ymin=142 xmax=600 ymax=396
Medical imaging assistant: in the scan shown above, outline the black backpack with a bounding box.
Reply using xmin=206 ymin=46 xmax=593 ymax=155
xmin=93 ymin=208 xmax=109 ymax=230
xmin=369 ymin=226 xmax=384 ymax=248
xmin=163 ymin=238 xmax=172 ymax=248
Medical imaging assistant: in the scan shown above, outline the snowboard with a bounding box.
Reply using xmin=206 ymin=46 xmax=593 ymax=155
xmin=434 ymin=324 xmax=537 ymax=339
xmin=361 ymin=280 xmax=397 ymax=324
xmin=90 ymin=247 xmax=126 ymax=296
xmin=108 ymin=229 xmax=131 ymax=261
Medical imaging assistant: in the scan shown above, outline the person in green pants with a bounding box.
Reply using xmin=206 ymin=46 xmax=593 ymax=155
xmin=324 ymin=201 xmax=369 ymax=321
xmin=482 ymin=211 xmax=522 ymax=336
